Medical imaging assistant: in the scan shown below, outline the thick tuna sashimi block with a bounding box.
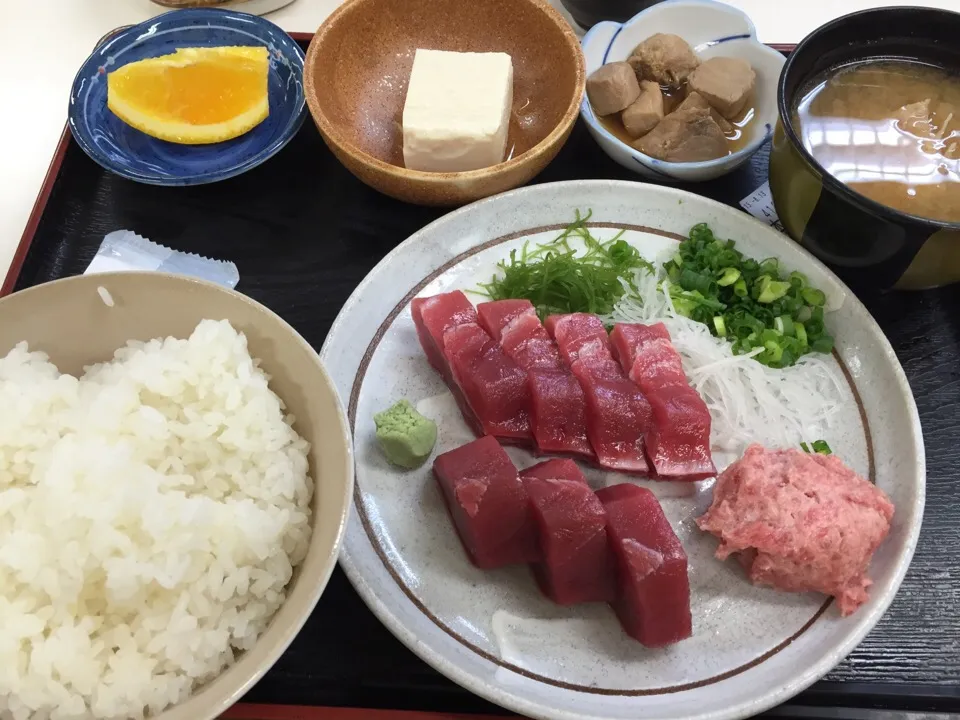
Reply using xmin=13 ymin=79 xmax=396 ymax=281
xmin=479 ymin=300 xmax=592 ymax=457
xmin=444 ymin=323 xmax=532 ymax=441
xmin=697 ymin=445 xmax=894 ymax=615
xmin=411 ymin=291 xmax=477 ymax=378
xmin=597 ymin=483 xmax=692 ymax=647
xmin=433 ymin=436 xmax=541 ymax=569
xmin=610 ymin=323 xmax=716 ymax=481
xmin=520 ymin=460 xmax=617 ymax=605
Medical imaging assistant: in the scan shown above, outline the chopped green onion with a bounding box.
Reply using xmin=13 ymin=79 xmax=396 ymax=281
xmin=757 ymin=279 xmax=791 ymax=303
xmin=679 ymin=268 xmax=717 ymax=296
xmin=812 ymin=440 xmax=832 ymax=455
xmin=713 ymin=315 xmax=727 ymax=336
xmin=795 ymin=322 xmax=808 ymax=347
xmin=811 ymin=336 xmax=834 ymax=353
xmin=660 ymin=223 xmax=835 ymax=368
xmin=801 ymin=287 xmax=827 ymax=306
xmin=774 ymin=315 xmax=795 ymax=336
xmin=800 ymin=441 xmax=811 ymax=453
xmin=717 ymin=267 xmax=741 ymax=286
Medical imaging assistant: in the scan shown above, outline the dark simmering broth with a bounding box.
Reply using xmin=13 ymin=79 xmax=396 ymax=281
xmin=793 ymin=59 xmax=960 ymax=223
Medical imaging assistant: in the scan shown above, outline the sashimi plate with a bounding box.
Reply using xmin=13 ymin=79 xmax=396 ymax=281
xmin=319 ymin=180 xmax=924 ymax=720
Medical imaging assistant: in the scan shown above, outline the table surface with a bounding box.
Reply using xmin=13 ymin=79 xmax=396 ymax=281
xmin=1 ymin=0 xmax=956 ymax=283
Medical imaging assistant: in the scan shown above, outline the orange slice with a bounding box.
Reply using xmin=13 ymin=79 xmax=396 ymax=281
xmin=107 ymin=46 xmax=270 ymax=145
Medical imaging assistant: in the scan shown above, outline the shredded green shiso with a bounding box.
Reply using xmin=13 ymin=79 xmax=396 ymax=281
xmin=477 ymin=210 xmax=653 ymax=319
xmin=662 ymin=223 xmax=835 ymax=369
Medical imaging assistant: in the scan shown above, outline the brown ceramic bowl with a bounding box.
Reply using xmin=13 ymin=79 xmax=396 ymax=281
xmin=304 ymin=0 xmax=586 ymax=206
xmin=0 ymin=272 xmax=353 ymax=720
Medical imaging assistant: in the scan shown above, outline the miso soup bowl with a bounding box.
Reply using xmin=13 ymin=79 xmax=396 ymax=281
xmin=770 ymin=6 xmax=960 ymax=291
xmin=580 ymin=0 xmax=785 ymax=182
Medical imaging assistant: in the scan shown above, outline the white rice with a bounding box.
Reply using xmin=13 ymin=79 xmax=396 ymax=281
xmin=0 ymin=319 xmax=312 ymax=720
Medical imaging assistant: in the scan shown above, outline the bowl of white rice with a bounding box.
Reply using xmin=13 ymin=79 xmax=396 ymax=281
xmin=0 ymin=272 xmax=353 ymax=720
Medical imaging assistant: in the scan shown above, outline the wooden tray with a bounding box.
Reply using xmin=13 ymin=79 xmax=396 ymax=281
xmin=6 ymin=35 xmax=959 ymax=720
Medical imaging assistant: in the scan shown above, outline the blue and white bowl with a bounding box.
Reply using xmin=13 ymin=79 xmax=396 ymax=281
xmin=68 ymin=9 xmax=306 ymax=186
xmin=580 ymin=0 xmax=785 ymax=182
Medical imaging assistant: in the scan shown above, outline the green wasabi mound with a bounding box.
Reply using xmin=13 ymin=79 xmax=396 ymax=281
xmin=374 ymin=399 xmax=438 ymax=469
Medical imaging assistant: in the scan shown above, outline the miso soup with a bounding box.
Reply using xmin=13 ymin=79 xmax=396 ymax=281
xmin=793 ymin=59 xmax=960 ymax=223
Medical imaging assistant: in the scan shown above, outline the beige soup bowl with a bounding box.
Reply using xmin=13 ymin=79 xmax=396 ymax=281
xmin=0 ymin=272 xmax=353 ymax=720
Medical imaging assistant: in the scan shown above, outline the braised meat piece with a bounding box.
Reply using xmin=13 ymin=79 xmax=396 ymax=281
xmin=587 ymin=62 xmax=641 ymax=116
xmin=688 ymin=57 xmax=756 ymax=119
xmin=628 ymin=33 xmax=700 ymax=87
xmin=622 ymin=80 xmax=664 ymax=138
xmin=635 ymin=105 xmax=727 ymax=162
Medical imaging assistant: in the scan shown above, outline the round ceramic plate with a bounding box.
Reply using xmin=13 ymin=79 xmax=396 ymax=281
xmin=68 ymin=9 xmax=305 ymax=186
xmin=319 ymin=180 xmax=924 ymax=720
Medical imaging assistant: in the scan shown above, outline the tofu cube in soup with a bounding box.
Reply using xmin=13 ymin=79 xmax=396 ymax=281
xmin=587 ymin=62 xmax=641 ymax=116
xmin=688 ymin=57 xmax=757 ymax=119
xmin=636 ymin=105 xmax=727 ymax=162
xmin=402 ymin=49 xmax=514 ymax=173
xmin=628 ymin=33 xmax=700 ymax=87
xmin=622 ymin=80 xmax=664 ymax=138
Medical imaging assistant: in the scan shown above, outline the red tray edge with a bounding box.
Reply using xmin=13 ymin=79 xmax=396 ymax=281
xmin=0 ymin=29 xmax=795 ymax=720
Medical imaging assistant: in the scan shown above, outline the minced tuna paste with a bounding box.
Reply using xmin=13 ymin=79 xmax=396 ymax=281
xmin=697 ymin=444 xmax=894 ymax=615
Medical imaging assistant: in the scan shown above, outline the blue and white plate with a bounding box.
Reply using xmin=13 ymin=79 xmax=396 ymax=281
xmin=68 ymin=9 xmax=306 ymax=186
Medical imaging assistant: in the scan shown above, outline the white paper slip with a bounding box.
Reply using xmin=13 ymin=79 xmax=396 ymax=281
xmin=740 ymin=181 xmax=786 ymax=233
xmin=85 ymin=230 xmax=240 ymax=289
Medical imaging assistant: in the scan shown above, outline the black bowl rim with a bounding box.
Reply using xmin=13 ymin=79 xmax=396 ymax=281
xmin=777 ymin=5 xmax=960 ymax=231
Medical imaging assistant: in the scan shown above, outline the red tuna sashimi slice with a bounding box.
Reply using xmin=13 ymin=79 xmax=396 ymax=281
xmin=610 ymin=323 xmax=716 ymax=481
xmin=479 ymin=301 xmax=592 ymax=457
xmin=545 ymin=313 xmax=611 ymax=366
xmin=479 ymin=300 xmax=564 ymax=371
xmin=596 ymin=483 xmax=692 ymax=647
xmin=444 ymin=323 xmax=532 ymax=442
xmin=546 ymin=314 xmax=651 ymax=473
xmin=433 ymin=436 xmax=540 ymax=569
xmin=411 ymin=291 xmax=477 ymax=379
xmin=411 ymin=292 xmax=483 ymax=435
xmin=527 ymin=369 xmax=594 ymax=457
xmin=520 ymin=460 xmax=617 ymax=604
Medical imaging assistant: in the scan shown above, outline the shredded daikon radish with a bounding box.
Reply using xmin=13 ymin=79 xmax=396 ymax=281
xmin=607 ymin=257 xmax=846 ymax=454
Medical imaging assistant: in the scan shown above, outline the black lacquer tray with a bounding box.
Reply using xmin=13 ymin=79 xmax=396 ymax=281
xmin=5 ymin=36 xmax=959 ymax=720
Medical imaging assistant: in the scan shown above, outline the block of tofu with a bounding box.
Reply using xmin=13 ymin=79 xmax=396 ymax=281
xmin=402 ymin=49 xmax=514 ymax=173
